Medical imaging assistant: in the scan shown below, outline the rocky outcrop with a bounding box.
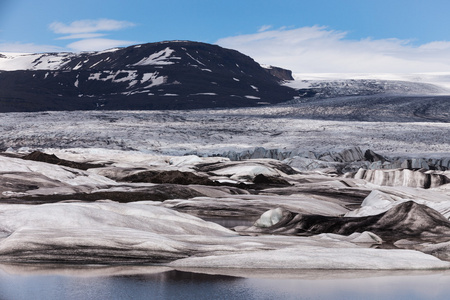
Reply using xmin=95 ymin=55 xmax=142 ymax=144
xmin=262 ymin=65 xmax=294 ymax=81
xmin=121 ymin=170 xmax=216 ymax=186
xmin=22 ymin=151 xmax=104 ymax=170
xmin=364 ymin=149 xmax=386 ymax=162
xmin=252 ymin=174 xmax=292 ymax=187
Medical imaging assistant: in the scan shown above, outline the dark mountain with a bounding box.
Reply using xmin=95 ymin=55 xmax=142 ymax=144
xmin=0 ymin=41 xmax=297 ymax=112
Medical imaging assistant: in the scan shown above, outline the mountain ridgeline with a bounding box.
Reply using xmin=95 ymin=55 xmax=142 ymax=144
xmin=0 ymin=41 xmax=297 ymax=112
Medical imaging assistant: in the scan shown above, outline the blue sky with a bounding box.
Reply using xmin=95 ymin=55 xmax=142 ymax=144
xmin=1 ymin=0 xmax=450 ymax=73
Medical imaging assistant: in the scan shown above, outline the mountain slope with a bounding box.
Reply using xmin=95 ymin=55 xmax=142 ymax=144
xmin=0 ymin=41 xmax=297 ymax=112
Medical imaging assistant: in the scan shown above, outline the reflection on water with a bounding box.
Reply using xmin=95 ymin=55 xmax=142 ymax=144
xmin=0 ymin=265 xmax=450 ymax=300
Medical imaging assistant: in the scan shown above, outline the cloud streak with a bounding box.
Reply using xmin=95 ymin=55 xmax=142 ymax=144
xmin=0 ymin=42 xmax=63 ymax=53
xmin=257 ymin=25 xmax=273 ymax=33
xmin=217 ymin=26 xmax=450 ymax=73
xmin=49 ymin=19 xmax=135 ymax=35
xmin=66 ymin=38 xmax=137 ymax=52
xmin=49 ymin=18 xmax=137 ymax=52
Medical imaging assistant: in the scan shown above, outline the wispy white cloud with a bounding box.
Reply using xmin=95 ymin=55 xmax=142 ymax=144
xmin=0 ymin=42 xmax=64 ymax=53
xmin=217 ymin=26 xmax=450 ymax=73
xmin=48 ymin=18 xmax=137 ymax=52
xmin=66 ymin=38 xmax=137 ymax=52
xmin=56 ymin=33 xmax=107 ymax=40
xmin=258 ymin=25 xmax=273 ymax=33
xmin=49 ymin=19 xmax=135 ymax=36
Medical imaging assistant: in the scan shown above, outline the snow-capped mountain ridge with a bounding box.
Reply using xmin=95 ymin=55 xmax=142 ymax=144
xmin=0 ymin=41 xmax=297 ymax=112
xmin=1 ymin=41 xmax=450 ymax=112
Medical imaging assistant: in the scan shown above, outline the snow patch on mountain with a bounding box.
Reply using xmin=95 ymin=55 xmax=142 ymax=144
xmin=185 ymin=52 xmax=206 ymax=66
xmin=0 ymin=52 xmax=74 ymax=71
xmin=130 ymin=47 xmax=180 ymax=66
xmin=141 ymin=72 xmax=166 ymax=88
xmin=191 ymin=93 xmax=218 ymax=96
xmin=87 ymin=70 xmax=142 ymax=89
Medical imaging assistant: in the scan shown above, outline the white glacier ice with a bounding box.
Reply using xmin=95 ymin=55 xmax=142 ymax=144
xmin=254 ymin=208 xmax=285 ymax=227
xmin=0 ymin=200 xmax=447 ymax=269
xmin=169 ymin=245 xmax=450 ymax=270
xmin=0 ymin=106 xmax=449 ymax=270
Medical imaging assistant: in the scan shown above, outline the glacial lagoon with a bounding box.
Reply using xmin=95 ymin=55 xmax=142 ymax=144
xmin=1 ymin=266 xmax=450 ymax=300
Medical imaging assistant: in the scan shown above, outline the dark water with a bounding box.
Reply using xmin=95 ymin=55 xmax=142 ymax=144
xmin=202 ymin=217 xmax=254 ymax=228
xmin=1 ymin=266 xmax=450 ymax=300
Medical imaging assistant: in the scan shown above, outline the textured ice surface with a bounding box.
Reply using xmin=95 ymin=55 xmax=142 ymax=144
xmin=210 ymin=164 xmax=280 ymax=181
xmin=346 ymin=186 xmax=450 ymax=218
xmin=0 ymin=105 xmax=448 ymax=269
xmin=169 ymin=246 xmax=450 ymax=270
xmin=0 ymin=109 xmax=448 ymax=157
xmin=0 ymin=150 xmax=448 ymax=268
xmin=161 ymin=193 xmax=350 ymax=218
xmin=0 ymin=202 xmax=234 ymax=236
xmin=0 ymin=201 xmax=447 ymax=269
xmin=0 ymin=202 xmax=236 ymax=263
xmin=291 ymin=72 xmax=450 ymax=91
xmin=0 ymin=155 xmax=117 ymax=196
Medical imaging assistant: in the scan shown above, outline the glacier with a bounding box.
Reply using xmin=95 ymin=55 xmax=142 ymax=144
xmin=0 ymin=88 xmax=448 ymax=272
xmin=0 ymin=140 xmax=449 ymax=270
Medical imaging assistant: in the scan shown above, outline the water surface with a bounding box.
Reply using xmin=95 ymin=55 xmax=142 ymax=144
xmin=1 ymin=265 xmax=449 ymax=300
